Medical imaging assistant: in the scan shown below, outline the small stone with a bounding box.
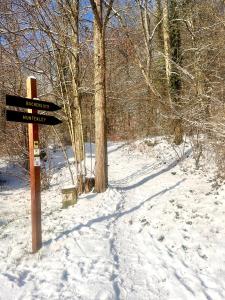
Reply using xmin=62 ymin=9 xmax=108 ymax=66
xmin=186 ymin=221 xmax=192 ymax=225
xmin=140 ymin=218 xmax=147 ymax=223
xmin=158 ymin=235 xmax=165 ymax=242
xmin=182 ymin=245 xmax=188 ymax=251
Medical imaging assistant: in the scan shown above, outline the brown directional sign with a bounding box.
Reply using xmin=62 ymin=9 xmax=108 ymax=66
xmin=6 ymin=110 xmax=62 ymax=125
xmin=6 ymin=94 xmax=61 ymax=111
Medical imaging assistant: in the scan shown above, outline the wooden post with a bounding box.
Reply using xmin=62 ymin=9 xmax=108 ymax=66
xmin=27 ymin=76 xmax=42 ymax=253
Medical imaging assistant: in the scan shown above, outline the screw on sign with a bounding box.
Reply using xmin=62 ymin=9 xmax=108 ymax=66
xmin=5 ymin=77 xmax=62 ymax=253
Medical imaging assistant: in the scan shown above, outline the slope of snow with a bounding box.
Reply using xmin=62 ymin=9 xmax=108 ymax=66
xmin=0 ymin=138 xmax=225 ymax=300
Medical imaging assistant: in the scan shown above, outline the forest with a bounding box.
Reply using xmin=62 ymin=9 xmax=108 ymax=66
xmin=1 ymin=0 xmax=225 ymax=190
xmin=1 ymin=1 xmax=225 ymax=299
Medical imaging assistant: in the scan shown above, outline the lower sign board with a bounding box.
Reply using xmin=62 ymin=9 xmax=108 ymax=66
xmin=6 ymin=110 xmax=62 ymax=125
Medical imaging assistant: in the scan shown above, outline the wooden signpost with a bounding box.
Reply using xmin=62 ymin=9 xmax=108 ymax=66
xmin=6 ymin=77 xmax=62 ymax=253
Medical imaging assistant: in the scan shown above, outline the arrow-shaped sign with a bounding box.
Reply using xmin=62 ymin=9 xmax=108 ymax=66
xmin=6 ymin=110 xmax=62 ymax=125
xmin=6 ymin=95 xmax=61 ymax=111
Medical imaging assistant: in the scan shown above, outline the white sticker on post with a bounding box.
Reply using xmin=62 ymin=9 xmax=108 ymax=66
xmin=34 ymin=149 xmax=40 ymax=156
xmin=34 ymin=156 xmax=41 ymax=167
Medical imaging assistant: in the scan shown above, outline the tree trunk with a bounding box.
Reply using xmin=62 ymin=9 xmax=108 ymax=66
xmin=162 ymin=0 xmax=172 ymax=105
xmin=169 ymin=0 xmax=183 ymax=145
xmin=54 ymin=0 xmax=85 ymax=188
xmin=70 ymin=0 xmax=85 ymax=192
xmin=71 ymin=0 xmax=84 ymax=163
xmin=94 ymin=0 xmax=108 ymax=192
xmin=162 ymin=0 xmax=183 ymax=144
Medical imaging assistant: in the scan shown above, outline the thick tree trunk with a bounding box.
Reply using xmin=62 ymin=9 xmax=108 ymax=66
xmin=71 ymin=1 xmax=84 ymax=157
xmin=94 ymin=0 xmax=108 ymax=192
xmin=70 ymin=0 xmax=85 ymax=192
xmin=169 ymin=0 xmax=183 ymax=145
xmin=162 ymin=0 xmax=172 ymax=106
xmin=162 ymin=0 xmax=183 ymax=145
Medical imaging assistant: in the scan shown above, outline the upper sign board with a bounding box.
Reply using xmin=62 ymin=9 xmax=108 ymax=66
xmin=6 ymin=95 xmax=61 ymax=111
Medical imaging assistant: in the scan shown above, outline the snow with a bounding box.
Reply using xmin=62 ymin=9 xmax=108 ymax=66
xmin=1 ymin=137 xmax=225 ymax=299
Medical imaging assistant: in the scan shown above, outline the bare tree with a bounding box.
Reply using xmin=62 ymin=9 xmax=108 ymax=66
xmin=89 ymin=0 xmax=114 ymax=192
xmin=161 ymin=0 xmax=183 ymax=144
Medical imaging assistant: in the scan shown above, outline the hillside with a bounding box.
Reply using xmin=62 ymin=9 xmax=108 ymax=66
xmin=0 ymin=138 xmax=225 ymax=300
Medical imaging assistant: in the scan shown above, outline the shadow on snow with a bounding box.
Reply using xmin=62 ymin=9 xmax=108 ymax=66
xmin=44 ymin=179 xmax=185 ymax=246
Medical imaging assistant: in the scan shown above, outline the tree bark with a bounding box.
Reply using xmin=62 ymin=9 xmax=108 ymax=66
xmin=162 ymin=0 xmax=172 ymax=106
xmin=162 ymin=0 xmax=183 ymax=144
xmin=70 ymin=0 xmax=85 ymax=192
xmin=71 ymin=0 xmax=84 ymax=164
xmin=93 ymin=0 xmax=108 ymax=192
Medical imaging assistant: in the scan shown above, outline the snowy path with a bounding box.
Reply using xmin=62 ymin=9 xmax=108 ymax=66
xmin=1 ymin=139 xmax=225 ymax=299
xmin=108 ymin=144 xmax=225 ymax=300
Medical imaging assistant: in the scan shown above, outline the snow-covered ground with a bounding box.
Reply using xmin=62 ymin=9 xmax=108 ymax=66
xmin=1 ymin=137 xmax=225 ymax=300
